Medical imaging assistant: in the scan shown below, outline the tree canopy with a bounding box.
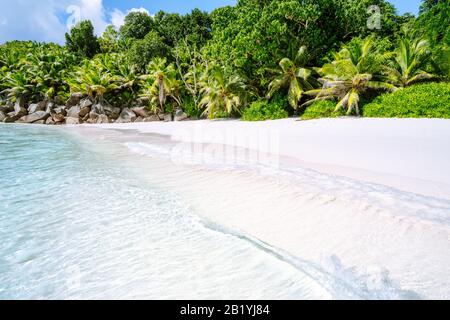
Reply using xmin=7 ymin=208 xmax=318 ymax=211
xmin=1 ymin=0 xmax=449 ymax=121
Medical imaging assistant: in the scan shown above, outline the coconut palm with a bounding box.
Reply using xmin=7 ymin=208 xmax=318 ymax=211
xmin=432 ymin=45 xmax=450 ymax=81
xmin=384 ymin=37 xmax=435 ymax=87
xmin=1 ymin=71 xmax=35 ymax=102
xmin=199 ymin=66 xmax=247 ymax=119
xmin=140 ymin=57 xmax=181 ymax=113
xmin=24 ymin=45 xmax=77 ymax=100
xmin=305 ymin=37 xmax=395 ymax=115
xmin=267 ymin=46 xmax=317 ymax=109
xmin=67 ymin=58 xmax=118 ymax=102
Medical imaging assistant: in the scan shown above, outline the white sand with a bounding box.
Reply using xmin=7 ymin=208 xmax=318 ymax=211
xmin=89 ymin=118 xmax=450 ymax=199
xmin=81 ymin=118 xmax=450 ymax=299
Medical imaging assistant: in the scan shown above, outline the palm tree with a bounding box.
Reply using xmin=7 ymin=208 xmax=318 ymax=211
xmin=267 ymin=46 xmax=317 ymax=109
xmin=305 ymin=37 xmax=395 ymax=115
xmin=384 ymin=37 xmax=435 ymax=87
xmin=140 ymin=58 xmax=180 ymax=113
xmin=199 ymin=66 xmax=247 ymax=119
xmin=67 ymin=58 xmax=117 ymax=102
xmin=24 ymin=45 xmax=77 ymax=100
xmin=1 ymin=71 xmax=35 ymax=102
xmin=433 ymin=45 xmax=450 ymax=80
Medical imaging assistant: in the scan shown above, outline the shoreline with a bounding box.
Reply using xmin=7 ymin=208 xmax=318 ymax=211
xmin=2 ymin=118 xmax=450 ymax=298
xmin=69 ymin=118 xmax=450 ymax=299
xmin=86 ymin=117 xmax=450 ymax=200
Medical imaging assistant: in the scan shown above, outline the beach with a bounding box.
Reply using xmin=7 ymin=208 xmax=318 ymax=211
xmin=77 ymin=118 xmax=450 ymax=299
xmin=1 ymin=118 xmax=450 ymax=299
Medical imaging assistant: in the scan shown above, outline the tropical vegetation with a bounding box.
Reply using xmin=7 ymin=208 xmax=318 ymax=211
xmin=363 ymin=82 xmax=450 ymax=118
xmin=0 ymin=0 xmax=448 ymax=123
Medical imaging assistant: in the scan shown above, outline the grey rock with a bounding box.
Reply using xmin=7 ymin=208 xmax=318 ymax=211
xmin=131 ymin=107 xmax=150 ymax=118
xmin=45 ymin=102 xmax=55 ymax=114
xmin=88 ymin=112 xmax=100 ymax=123
xmin=91 ymin=102 xmax=120 ymax=119
xmin=174 ymin=109 xmax=188 ymax=121
xmin=144 ymin=115 xmax=161 ymax=122
xmin=34 ymin=120 xmax=45 ymax=125
xmin=96 ymin=114 xmax=110 ymax=124
xmin=115 ymin=108 xmax=136 ymax=123
xmin=3 ymin=115 xmax=19 ymax=123
xmin=14 ymin=103 xmax=27 ymax=117
xmin=65 ymin=117 xmax=80 ymax=125
xmin=17 ymin=111 xmax=50 ymax=124
xmin=134 ymin=116 xmax=144 ymax=123
xmin=80 ymin=98 xmax=93 ymax=109
xmin=67 ymin=105 xmax=81 ymax=118
xmin=15 ymin=97 xmax=26 ymax=108
xmin=79 ymin=106 xmax=91 ymax=118
xmin=66 ymin=93 xmax=83 ymax=107
xmin=0 ymin=105 xmax=13 ymax=113
xmin=91 ymin=103 xmax=105 ymax=115
xmin=0 ymin=111 xmax=5 ymax=122
xmin=28 ymin=101 xmax=46 ymax=114
xmin=52 ymin=113 xmax=66 ymax=123
xmin=81 ymin=113 xmax=90 ymax=122
xmin=164 ymin=113 xmax=173 ymax=122
xmin=45 ymin=117 xmax=55 ymax=125
xmin=52 ymin=106 xmax=67 ymax=117
xmin=104 ymin=105 xmax=121 ymax=119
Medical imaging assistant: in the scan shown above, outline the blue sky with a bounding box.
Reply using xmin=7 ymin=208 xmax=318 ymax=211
xmin=0 ymin=0 xmax=423 ymax=44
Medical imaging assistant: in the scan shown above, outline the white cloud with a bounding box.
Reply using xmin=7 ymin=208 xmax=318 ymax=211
xmin=0 ymin=0 xmax=151 ymax=44
xmin=0 ymin=0 xmax=68 ymax=43
xmin=110 ymin=7 xmax=151 ymax=30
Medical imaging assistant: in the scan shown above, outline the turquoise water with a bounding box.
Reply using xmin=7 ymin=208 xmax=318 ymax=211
xmin=0 ymin=125 xmax=439 ymax=299
xmin=0 ymin=124 xmax=336 ymax=299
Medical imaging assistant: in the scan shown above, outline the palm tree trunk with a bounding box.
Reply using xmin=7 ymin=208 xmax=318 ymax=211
xmin=158 ymin=78 xmax=165 ymax=112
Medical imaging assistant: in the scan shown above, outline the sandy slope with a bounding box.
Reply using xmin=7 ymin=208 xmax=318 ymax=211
xmin=78 ymin=118 xmax=450 ymax=299
xmin=89 ymin=118 xmax=450 ymax=199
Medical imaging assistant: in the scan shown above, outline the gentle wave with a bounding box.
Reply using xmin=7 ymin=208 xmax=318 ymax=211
xmin=1 ymin=125 xmax=446 ymax=299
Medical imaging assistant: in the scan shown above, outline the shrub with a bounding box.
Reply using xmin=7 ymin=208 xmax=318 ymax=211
xmin=362 ymin=82 xmax=450 ymax=118
xmin=181 ymin=97 xmax=202 ymax=118
xmin=300 ymin=100 xmax=346 ymax=120
xmin=65 ymin=21 xmax=99 ymax=58
xmin=241 ymin=99 xmax=289 ymax=121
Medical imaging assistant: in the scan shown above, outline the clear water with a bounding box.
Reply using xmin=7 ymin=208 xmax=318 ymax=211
xmin=0 ymin=125 xmax=442 ymax=299
xmin=0 ymin=125 xmax=330 ymax=299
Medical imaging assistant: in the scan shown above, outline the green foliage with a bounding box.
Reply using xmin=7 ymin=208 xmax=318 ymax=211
xmin=120 ymin=12 xmax=154 ymax=40
xmin=384 ymin=35 xmax=435 ymax=87
xmin=0 ymin=41 xmax=77 ymax=102
xmin=99 ymin=25 xmax=120 ymax=53
xmin=67 ymin=53 xmax=141 ymax=105
xmin=65 ymin=21 xmax=99 ymax=58
xmin=139 ymin=58 xmax=180 ymax=113
xmin=241 ymin=99 xmax=289 ymax=121
xmin=199 ymin=66 xmax=248 ymax=119
xmin=180 ymin=96 xmax=202 ymax=118
xmin=417 ymin=0 xmax=450 ymax=46
xmin=363 ymin=82 xmax=450 ymax=118
xmin=205 ymin=0 xmax=399 ymax=92
xmin=267 ymin=46 xmax=317 ymax=109
xmin=300 ymin=100 xmax=346 ymax=120
xmin=1 ymin=0 xmax=449 ymax=124
xmin=183 ymin=9 xmax=213 ymax=47
xmin=305 ymin=36 xmax=395 ymax=115
xmin=432 ymin=45 xmax=450 ymax=80
xmin=128 ymin=31 xmax=169 ymax=72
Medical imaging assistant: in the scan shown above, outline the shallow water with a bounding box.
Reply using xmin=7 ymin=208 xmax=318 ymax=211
xmin=0 ymin=125 xmax=448 ymax=299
